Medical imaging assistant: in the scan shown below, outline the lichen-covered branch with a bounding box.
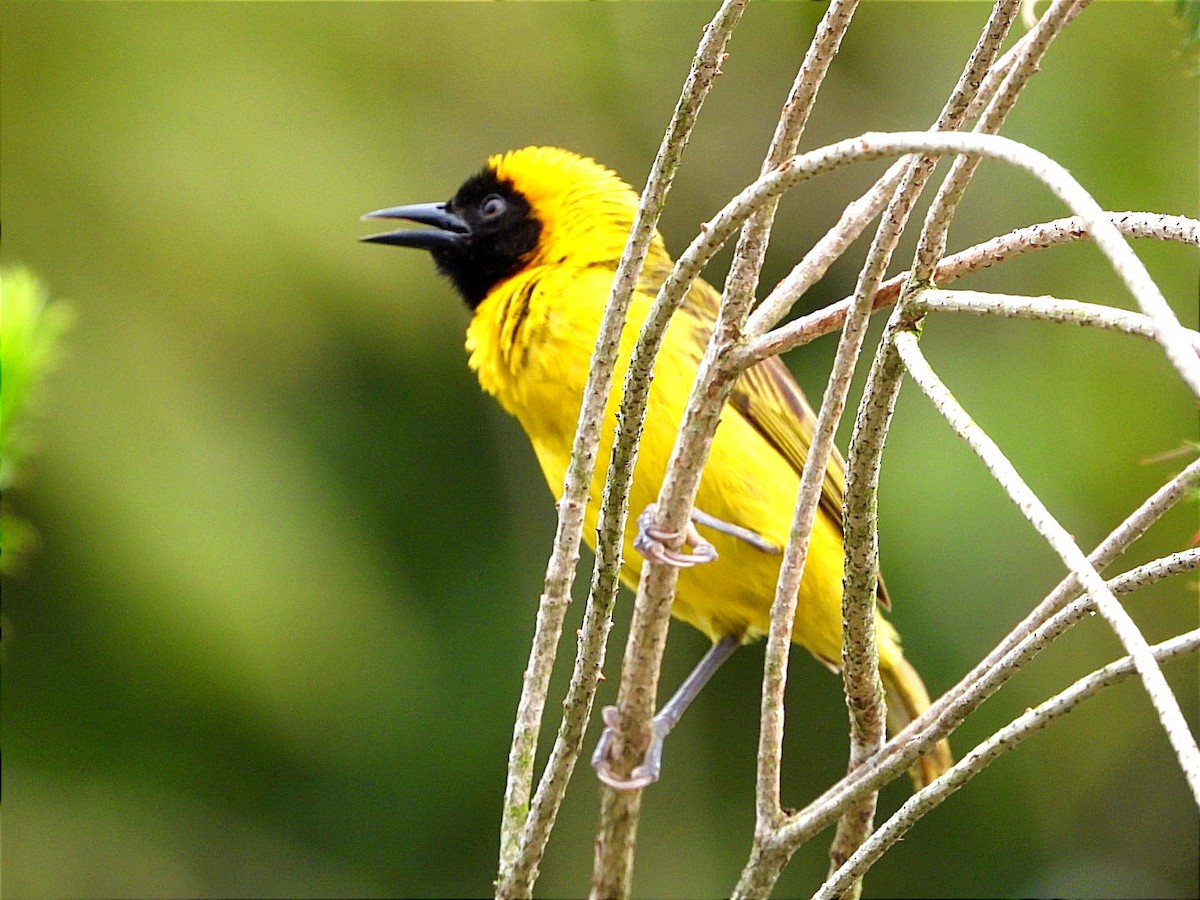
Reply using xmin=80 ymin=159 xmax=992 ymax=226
xmin=815 ymin=627 xmax=1200 ymax=900
xmin=914 ymin=0 xmax=1091 ymax=283
xmin=497 ymin=3 xmax=749 ymax=896
xmin=585 ymin=4 xmax=751 ymax=897
xmin=750 ymin=459 xmax=1199 ymax=879
xmin=592 ymin=2 xmax=861 ymax=894
xmin=913 ymin=289 xmax=1200 ymax=348
xmin=748 ymin=211 xmax=1200 ymax=362
xmin=894 ymin=329 xmax=1200 ymax=803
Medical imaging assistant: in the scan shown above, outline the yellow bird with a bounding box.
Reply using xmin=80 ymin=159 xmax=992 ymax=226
xmin=363 ymin=146 xmax=951 ymax=789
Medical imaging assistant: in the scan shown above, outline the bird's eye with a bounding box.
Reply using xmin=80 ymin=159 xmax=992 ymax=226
xmin=479 ymin=194 xmax=507 ymax=220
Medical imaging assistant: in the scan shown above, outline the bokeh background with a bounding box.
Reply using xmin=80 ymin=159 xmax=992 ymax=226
xmin=3 ymin=2 xmax=1197 ymax=897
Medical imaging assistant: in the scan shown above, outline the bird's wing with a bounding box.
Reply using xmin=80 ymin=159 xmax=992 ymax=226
xmin=727 ymin=355 xmax=847 ymax=535
xmin=730 ymin=353 xmax=892 ymax=609
xmin=673 ymin=276 xmax=846 ymax=531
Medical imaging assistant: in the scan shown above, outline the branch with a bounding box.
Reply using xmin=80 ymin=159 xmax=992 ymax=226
xmin=757 ymin=131 xmax=1200 ymax=392
xmin=728 ymin=131 xmax=1195 ymax=896
xmin=914 ymin=0 xmax=1092 ymax=283
xmin=815 ymin=628 xmax=1200 ymax=900
xmin=932 ymin=122 xmax=1199 ymax=397
xmin=739 ymin=547 xmax=1200 ymax=899
xmin=840 ymin=464 xmax=1200 ymax=828
xmin=593 ymin=3 xmax=861 ymax=895
xmin=497 ymin=2 xmax=748 ymax=895
xmin=753 ymin=458 xmax=1200 ymax=866
xmin=851 ymin=545 xmax=1200 ymax=811
xmin=741 ymin=160 xmax=908 ymax=343
xmin=913 ymin=289 xmax=1200 ymax=349
xmin=748 ymin=212 xmax=1200 ymax=362
xmin=585 ymin=3 xmax=752 ymax=897
xmin=824 ymin=5 xmax=1024 ymax=883
xmin=743 ymin=0 xmax=1021 ymax=351
xmin=894 ymin=328 xmax=1200 ymax=804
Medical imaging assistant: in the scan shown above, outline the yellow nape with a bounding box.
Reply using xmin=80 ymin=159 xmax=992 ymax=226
xmin=487 ymin=147 xmax=667 ymax=270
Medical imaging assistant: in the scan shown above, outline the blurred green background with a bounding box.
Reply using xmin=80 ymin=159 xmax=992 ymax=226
xmin=3 ymin=2 xmax=1197 ymax=897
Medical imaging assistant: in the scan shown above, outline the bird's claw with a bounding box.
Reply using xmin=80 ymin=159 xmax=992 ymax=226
xmin=591 ymin=705 xmax=667 ymax=791
xmin=633 ymin=505 xmax=719 ymax=568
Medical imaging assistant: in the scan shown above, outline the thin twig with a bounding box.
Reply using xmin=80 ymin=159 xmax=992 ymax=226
xmin=748 ymin=212 xmax=1200 ymax=362
xmin=593 ymin=2 xmax=862 ymax=894
xmin=604 ymin=127 xmax=1200 ymax=896
xmin=742 ymin=0 xmax=1020 ymax=343
xmin=746 ymin=131 xmax=1200 ymax=394
xmin=571 ymin=126 xmax=1194 ymax=894
xmin=895 ymin=328 xmax=1200 ymax=803
xmin=912 ymin=289 xmax=1200 ymax=349
xmin=585 ymin=4 xmax=751 ymax=897
xmin=742 ymin=160 xmax=908 ymax=342
xmin=824 ymin=6 xmax=1023 ymax=884
xmin=824 ymin=295 xmax=910 ymax=891
xmin=914 ymin=0 xmax=1092 ymax=284
xmin=815 ymin=628 xmax=1200 ymax=900
xmin=732 ymin=129 xmax=1196 ymax=896
xmin=754 ymin=458 xmax=1200 ymax=867
xmin=709 ymin=0 xmax=869 ymax=838
xmin=857 ymin=544 xmax=1200 ymax=793
xmin=497 ymin=3 xmax=749 ymax=896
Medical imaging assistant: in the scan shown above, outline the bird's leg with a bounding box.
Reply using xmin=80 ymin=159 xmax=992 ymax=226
xmin=690 ymin=507 xmax=782 ymax=555
xmin=593 ymin=634 xmax=741 ymax=790
xmin=634 ymin=504 xmax=781 ymax=567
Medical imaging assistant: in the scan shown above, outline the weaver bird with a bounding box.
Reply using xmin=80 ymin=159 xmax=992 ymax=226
xmin=363 ymin=146 xmax=951 ymax=790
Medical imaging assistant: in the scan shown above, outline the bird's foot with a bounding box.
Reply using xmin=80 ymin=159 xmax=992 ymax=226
xmin=591 ymin=705 xmax=667 ymax=791
xmin=633 ymin=504 xmax=719 ymax=568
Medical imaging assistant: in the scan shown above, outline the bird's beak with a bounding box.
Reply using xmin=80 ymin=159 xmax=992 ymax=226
xmin=360 ymin=202 xmax=469 ymax=250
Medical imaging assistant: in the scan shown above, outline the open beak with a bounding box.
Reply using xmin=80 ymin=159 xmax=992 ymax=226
xmin=360 ymin=202 xmax=469 ymax=250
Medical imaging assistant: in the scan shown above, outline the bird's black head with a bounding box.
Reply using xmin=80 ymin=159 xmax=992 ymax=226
xmin=362 ymin=167 xmax=542 ymax=309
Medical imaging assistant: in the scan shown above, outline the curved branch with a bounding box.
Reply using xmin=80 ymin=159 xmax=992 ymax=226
xmin=748 ymin=211 xmax=1200 ymax=363
xmin=895 ymin=329 xmax=1200 ymax=804
xmin=758 ymin=458 xmax=1200 ymax=866
xmin=815 ymin=628 xmax=1200 ymax=900
xmin=913 ymin=0 xmax=1092 ymax=283
xmin=913 ymin=289 xmax=1200 ymax=349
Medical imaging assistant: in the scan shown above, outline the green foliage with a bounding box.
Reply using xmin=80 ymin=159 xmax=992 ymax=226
xmin=1 ymin=266 xmax=73 ymax=573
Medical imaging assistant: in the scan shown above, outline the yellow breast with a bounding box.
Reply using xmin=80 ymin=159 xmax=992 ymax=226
xmin=466 ymin=264 xmax=851 ymax=665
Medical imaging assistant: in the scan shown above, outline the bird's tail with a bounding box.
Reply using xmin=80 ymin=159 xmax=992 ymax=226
xmin=879 ymin=650 xmax=954 ymax=788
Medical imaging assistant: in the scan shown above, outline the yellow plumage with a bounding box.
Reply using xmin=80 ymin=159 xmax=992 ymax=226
xmin=366 ymin=145 xmax=951 ymax=786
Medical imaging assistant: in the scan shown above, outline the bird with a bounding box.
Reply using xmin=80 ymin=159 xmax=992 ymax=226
xmin=362 ymin=146 xmax=952 ymax=790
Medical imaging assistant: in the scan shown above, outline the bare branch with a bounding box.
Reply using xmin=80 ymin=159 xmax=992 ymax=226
xmin=729 ymin=130 xmax=1196 ymax=896
xmin=825 ymin=6 xmax=1024 ymax=880
xmin=742 ymin=160 xmax=907 ymax=343
xmin=742 ymin=0 xmax=1022 ymax=344
xmin=496 ymin=2 xmax=749 ymax=896
xmin=894 ymin=329 xmax=1200 ymax=804
xmin=914 ymin=0 xmax=1092 ymax=283
xmin=914 ymin=289 xmax=1200 ymax=349
xmin=584 ymin=3 xmax=753 ymax=895
xmin=854 ymin=463 xmax=1200 ymax=827
xmin=593 ymin=4 xmax=861 ymax=895
xmin=756 ymin=458 xmax=1200 ymax=866
xmin=815 ymin=628 xmax=1200 ymax=900
xmin=748 ymin=212 xmax=1200 ymax=362
xmin=744 ymin=131 xmax=1200 ymax=393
